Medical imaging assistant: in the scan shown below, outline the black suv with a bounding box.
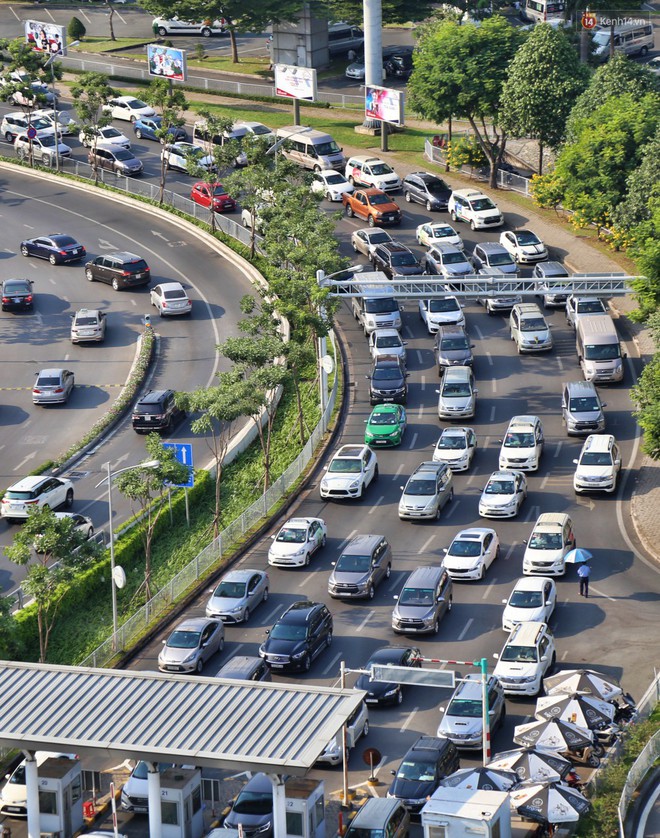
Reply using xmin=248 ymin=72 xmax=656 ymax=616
xmin=385 ymin=47 xmax=414 ymax=78
xmin=259 ymin=600 xmax=333 ymax=672
xmin=388 ymin=737 xmax=460 ymax=812
xmin=132 ymin=389 xmax=185 ymax=434
xmin=367 ymin=356 xmax=409 ymax=405
xmin=371 ymin=242 xmax=422 ymax=278
xmin=402 ymin=172 xmax=452 ymax=212
xmin=85 ymin=251 xmax=150 ymax=291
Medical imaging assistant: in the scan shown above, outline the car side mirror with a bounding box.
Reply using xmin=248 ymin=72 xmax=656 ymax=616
xmin=390 ymin=770 xmax=396 ymax=776
xmin=405 ymin=373 xmax=411 ymax=378
xmin=393 ymin=594 xmax=399 ymax=600
xmin=498 ymin=439 xmax=502 ymax=443
xmin=403 ymin=341 xmax=408 ymax=345
xmin=435 ymin=389 xmax=440 ymax=394
xmin=474 ymin=388 xmax=478 ymax=394
xmin=615 ymin=459 xmax=621 ymax=467
xmin=602 ymin=403 xmax=607 ymax=408
xmin=265 ymin=629 xmax=270 ymax=635
xmin=331 ymin=561 xmax=336 ymax=567
xmin=471 ymin=344 xmax=475 ymax=348
xmin=400 ymin=486 xmax=405 ymax=491
xmin=502 ymin=598 xmax=507 ymax=604
xmin=572 ymin=459 xmax=579 ymax=465
xmin=437 ymin=596 xmax=445 ymax=602
xmin=493 ymin=653 xmax=499 ymax=660
xmin=540 ymin=655 xmax=548 ymax=662
xmin=438 ymin=706 xmax=445 ymax=713
xmin=161 ymin=639 xmax=166 ymax=644
xmin=208 ymin=588 xmax=215 ymax=593
xmin=442 ymin=548 xmax=448 ymax=553
xmin=365 ymin=375 xmax=370 ymax=380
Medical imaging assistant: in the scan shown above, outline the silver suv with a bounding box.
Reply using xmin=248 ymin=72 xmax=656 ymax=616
xmin=328 ymin=534 xmax=392 ymax=599
xmin=399 ymin=461 xmax=454 ymax=520
xmin=562 ymin=380 xmax=606 ymax=436
xmin=437 ymin=674 xmax=506 ymax=749
xmin=493 ymin=621 xmax=556 ymax=696
xmin=392 ymin=566 xmax=453 ymax=634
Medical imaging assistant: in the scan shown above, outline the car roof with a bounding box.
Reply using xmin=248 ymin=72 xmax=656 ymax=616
xmin=488 ymin=471 xmax=519 ymax=481
xmin=534 ymin=512 xmax=570 ymax=527
xmin=407 ymin=736 xmax=451 ymax=755
xmin=74 ymin=308 xmax=102 ymax=317
xmin=507 ymin=415 xmax=540 ymax=429
xmin=408 ymin=171 xmax=444 ymax=182
xmin=506 ymin=621 xmax=549 ymax=646
xmin=6 ymin=475 xmax=51 ymax=491
xmin=511 ymin=576 xmax=553 ymax=592
xmin=280 ymin=600 xmax=321 ymax=623
xmin=564 ymin=380 xmax=598 ymax=396
xmin=536 ymin=261 xmax=568 ymax=276
xmin=221 ymin=568 xmax=263 ymax=584
xmin=515 ymin=303 xmax=544 ymax=317
xmin=411 ymin=461 xmax=446 ymax=476
xmin=452 ymin=528 xmax=493 ymax=541
xmin=336 ymin=444 xmax=368 ymax=458
xmin=478 ymin=241 xmax=509 ymax=253
xmin=379 ymin=242 xmax=411 ymax=254
xmin=582 ymin=434 xmax=615 ymax=452
xmin=238 ymin=772 xmax=272 ymax=793
xmin=155 ymin=281 xmax=186 ymax=291
xmin=452 ymin=188 xmax=486 ymax=198
xmin=368 ymin=646 xmax=412 ymax=664
xmin=373 ymin=356 xmax=404 ymax=368
xmin=433 ymin=243 xmax=465 ymax=254
xmin=440 ymin=426 xmax=469 ymax=436
xmin=450 ymin=673 xmax=498 ymax=697
xmin=349 ymin=155 xmax=386 ymax=165
xmin=174 ymin=617 xmax=215 ymax=632
xmin=372 ymin=327 xmax=401 ymax=337
xmin=37 ymin=368 xmax=65 ymax=377
xmin=371 ymin=403 xmax=400 ymax=413
xmin=342 ymin=534 xmax=386 ymax=553
xmin=350 ymin=797 xmax=405 ymax=827
xmin=107 ymin=251 xmax=143 ymax=262
xmin=281 ymin=518 xmax=322 ymax=528
xmin=137 ymin=389 xmax=173 ymax=404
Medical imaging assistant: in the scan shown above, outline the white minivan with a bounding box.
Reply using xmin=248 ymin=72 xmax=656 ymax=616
xmin=276 ymin=126 xmax=345 ymax=172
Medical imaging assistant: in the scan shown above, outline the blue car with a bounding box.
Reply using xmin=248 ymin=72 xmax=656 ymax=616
xmin=133 ymin=116 xmax=188 ymax=143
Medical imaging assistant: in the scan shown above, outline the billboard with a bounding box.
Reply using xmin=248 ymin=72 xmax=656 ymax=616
xmin=147 ymin=44 xmax=187 ymax=81
xmin=25 ymin=20 xmax=66 ymax=55
xmin=274 ymin=64 xmax=317 ymax=102
xmin=365 ymin=85 xmax=405 ymax=127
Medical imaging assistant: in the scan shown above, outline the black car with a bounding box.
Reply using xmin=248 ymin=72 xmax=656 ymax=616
xmin=355 ymin=646 xmax=421 ymax=706
xmin=388 ymin=737 xmax=460 ymax=812
xmin=132 ymin=389 xmax=185 ymax=434
xmin=224 ymin=773 xmax=273 ymax=838
xmin=85 ymin=251 xmax=150 ymax=291
xmin=371 ymin=242 xmax=422 ymax=278
xmin=402 ymin=172 xmax=452 ymax=212
xmin=385 ymin=48 xmax=414 ymax=78
xmin=20 ymin=234 xmax=86 ymax=265
xmin=2 ymin=278 xmax=33 ymax=311
xmin=367 ymin=356 xmax=409 ymax=405
xmin=259 ymin=600 xmax=333 ymax=672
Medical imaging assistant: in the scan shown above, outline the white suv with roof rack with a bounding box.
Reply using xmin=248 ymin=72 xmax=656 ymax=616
xmin=523 ymin=512 xmax=576 ymax=576
xmin=448 ymin=188 xmax=504 ymax=230
xmin=345 ymin=156 xmax=401 ymax=191
xmin=573 ymin=434 xmax=621 ymax=494
xmin=493 ymin=621 xmax=556 ymax=696
xmin=499 ymin=415 xmax=544 ymax=471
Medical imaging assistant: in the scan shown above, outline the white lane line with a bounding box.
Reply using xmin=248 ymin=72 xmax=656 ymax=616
xmin=322 ymin=651 xmax=343 ymax=676
xmin=231 ymin=643 xmax=245 ymax=656
xmin=337 ymin=530 xmax=358 ymax=551
xmin=77 ymin=9 xmax=92 ymax=23
xmin=482 ymin=580 xmax=496 ymax=600
xmin=540 ymin=475 xmax=550 ymax=490
xmin=490 ymin=405 xmax=496 ymax=422
xmin=416 ymin=349 xmax=424 ymax=365
xmin=465 ymin=474 xmax=474 ymax=487
xmin=484 ymin=436 xmax=492 ymax=450
xmin=492 ymin=378 xmax=497 ymax=393
xmin=444 ymin=501 xmax=458 ymax=518
xmin=524 ymin=505 xmax=540 ymax=522
xmin=561 ymin=650 xmax=569 ymax=660
xmin=8 ymin=5 xmax=20 ymax=20
xmin=356 ymin=610 xmax=375 ymax=632
xmin=418 ymin=535 xmax=435 ymax=555
xmin=368 ymin=496 xmax=385 ymax=514
xmin=298 ymin=572 xmax=315 ymax=588
xmin=408 ymin=432 xmax=418 ymax=450
xmin=114 ymin=9 xmax=128 ymax=23
xmin=392 ymin=464 xmax=404 ymax=482
xmin=417 ymin=404 xmax=424 ymax=419
xmin=554 ymin=441 xmax=563 ymax=458
xmin=44 ymin=7 xmax=56 ymax=20
xmin=386 ymin=577 xmax=400 ymax=592
xmin=14 ymin=453 xmax=37 ymax=471
xmin=404 ymin=325 xmax=415 ymax=338
xmin=485 ymin=351 xmax=493 ymax=367
xmin=557 ymin=357 xmax=564 ymax=370
xmin=458 ymin=617 xmax=474 ymax=641
xmin=474 ymin=325 xmax=484 ymax=340
xmin=400 ymin=707 xmax=419 ymax=733
xmin=265 ymin=604 xmax=282 ymax=622
xmin=504 ymin=543 xmax=518 ymax=561
xmin=421 ymin=374 xmax=426 ymax=392
xmin=590 ymin=586 xmax=616 ymax=602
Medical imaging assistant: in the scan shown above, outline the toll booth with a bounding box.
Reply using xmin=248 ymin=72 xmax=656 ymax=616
xmin=38 ymin=757 xmax=84 ymax=837
xmin=284 ymin=778 xmax=325 ymax=838
xmin=159 ymin=767 xmax=204 ymax=838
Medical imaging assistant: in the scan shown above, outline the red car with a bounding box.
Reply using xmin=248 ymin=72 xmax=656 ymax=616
xmin=190 ymin=181 xmax=236 ymax=213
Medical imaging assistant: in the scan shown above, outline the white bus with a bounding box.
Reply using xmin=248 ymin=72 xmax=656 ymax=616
xmin=592 ymin=21 xmax=654 ymax=59
xmin=520 ymin=0 xmax=566 ymax=24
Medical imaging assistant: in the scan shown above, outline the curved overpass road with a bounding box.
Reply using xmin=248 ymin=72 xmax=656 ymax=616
xmin=0 ymin=167 xmax=257 ymax=593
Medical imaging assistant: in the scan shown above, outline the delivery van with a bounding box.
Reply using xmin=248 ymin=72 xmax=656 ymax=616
xmin=576 ymin=314 xmax=625 ymax=384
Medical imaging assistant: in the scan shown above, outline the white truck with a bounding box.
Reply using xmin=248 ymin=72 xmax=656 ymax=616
xmin=421 ymin=788 xmax=512 ymax=838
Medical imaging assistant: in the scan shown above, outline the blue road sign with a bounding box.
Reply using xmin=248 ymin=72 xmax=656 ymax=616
xmin=26 ymin=125 xmax=37 ymax=140
xmin=163 ymin=442 xmax=194 ymax=488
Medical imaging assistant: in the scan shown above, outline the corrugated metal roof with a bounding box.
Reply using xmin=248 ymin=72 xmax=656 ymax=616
xmin=0 ymin=661 xmax=365 ymax=774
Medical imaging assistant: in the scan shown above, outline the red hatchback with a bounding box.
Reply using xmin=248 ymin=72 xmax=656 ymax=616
xmin=190 ymin=181 xmax=236 ymax=213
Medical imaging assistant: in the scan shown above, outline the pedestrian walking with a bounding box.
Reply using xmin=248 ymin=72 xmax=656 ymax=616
xmin=577 ymin=562 xmax=591 ymax=597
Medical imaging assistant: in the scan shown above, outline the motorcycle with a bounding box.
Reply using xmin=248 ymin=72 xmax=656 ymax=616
xmin=611 ymin=692 xmax=637 ymax=725
xmin=564 ymin=768 xmax=586 ymax=791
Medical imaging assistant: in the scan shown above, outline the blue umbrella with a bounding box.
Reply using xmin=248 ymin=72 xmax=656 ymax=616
xmin=565 ymin=548 xmax=593 ymax=565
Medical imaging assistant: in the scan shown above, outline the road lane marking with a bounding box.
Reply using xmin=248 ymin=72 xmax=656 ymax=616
xmin=525 ymin=505 xmax=540 ymax=522
xmin=458 ymin=617 xmax=474 ymax=641
xmin=557 ymin=357 xmax=564 ymax=370
xmin=474 ymin=325 xmax=484 ymax=340
xmin=44 ymin=7 xmax=56 ymax=20
xmin=554 ymin=441 xmax=563 ymax=458
xmin=356 ymin=610 xmax=375 ymax=632
xmin=444 ymin=501 xmax=458 ymax=517
xmin=540 ymin=474 xmax=549 ymax=490
xmin=298 ymin=571 xmax=315 ymax=587
xmin=421 ymin=374 xmax=426 ymax=392
xmin=490 ymin=405 xmax=496 ymax=421
xmin=504 ymin=543 xmax=518 ymax=561
xmin=590 ymin=586 xmax=616 ymax=602
xmin=8 ymin=5 xmax=20 ymax=19
xmin=77 ymin=9 xmax=92 ymax=23
xmin=561 ymin=650 xmax=569 ymax=660
xmin=404 ymin=325 xmax=414 ymax=338
xmin=13 ymin=452 xmax=37 ymax=471
xmin=408 ymin=432 xmax=418 ymax=450
xmin=392 ymin=464 xmax=404 ymax=481
xmin=337 ymin=530 xmax=358 ymax=551
xmin=485 ymin=351 xmax=493 ymax=366
xmin=492 ymin=378 xmax=497 ymax=393
xmin=400 ymin=707 xmax=419 ymax=733
xmin=368 ymin=496 xmax=385 ymax=514
xmin=322 ymin=651 xmax=343 ymax=675
xmin=417 ymin=405 xmax=424 ymax=419
xmin=114 ymin=9 xmax=128 ymax=23
xmin=482 ymin=580 xmax=496 ymax=600
xmin=418 ymin=535 xmax=435 ymax=555
xmin=264 ymin=604 xmax=282 ymax=622
xmin=416 ymin=350 xmax=423 ymax=365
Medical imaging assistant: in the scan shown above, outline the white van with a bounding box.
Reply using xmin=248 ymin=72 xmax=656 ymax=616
xmin=276 ymin=126 xmax=345 ymax=172
xmin=576 ymin=315 xmax=625 ymax=384
xmin=192 ymin=121 xmax=248 ymax=167
xmin=1 ymin=752 xmax=77 ymax=816
xmin=327 ymin=22 xmax=364 ymax=56
xmin=520 ymin=0 xmax=565 ymax=23
xmin=592 ymin=21 xmax=654 ymax=58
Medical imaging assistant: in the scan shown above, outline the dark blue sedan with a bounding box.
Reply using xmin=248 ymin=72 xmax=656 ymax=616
xmin=133 ymin=116 xmax=188 ymax=143
xmin=20 ymin=234 xmax=86 ymax=265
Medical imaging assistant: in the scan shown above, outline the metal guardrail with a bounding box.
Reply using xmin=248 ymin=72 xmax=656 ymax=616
xmin=424 ymin=139 xmax=534 ymax=197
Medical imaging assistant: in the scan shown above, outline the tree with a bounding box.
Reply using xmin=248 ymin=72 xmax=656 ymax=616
xmin=500 ymin=23 xmax=589 ymax=174
xmin=5 ymin=507 xmax=103 ymax=662
xmin=612 ymin=127 xmax=660 ymax=232
xmin=632 ymin=312 xmax=660 ymax=459
xmin=114 ymin=435 xmax=189 ymax=602
xmin=143 ymin=78 xmax=188 ymax=203
xmin=137 ymin=0 xmax=305 ymax=64
xmin=628 ymin=199 xmax=660 ymax=320
xmin=71 ymin=72 xmax=117 ymax=184
xmin=105 ymin=0 xmax=117 ymax=41
xmin=408 ymin=17 xmax=525 ymax=188
xmin=68 ymin=16 xmax=87 ymax=41
xmin=0 ymin=595 xmax=19 ymax=660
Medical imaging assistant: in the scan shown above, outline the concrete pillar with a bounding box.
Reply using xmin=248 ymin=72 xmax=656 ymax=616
xmin=363 ymin=0 xmax=383 ymax=87
xmin=147 ymin=762 xmax=163 ymax=838
xmin=24 ymin=752 xmax=40 ymax=838
xmin=269 ymin=774 xmax=288 ymax=838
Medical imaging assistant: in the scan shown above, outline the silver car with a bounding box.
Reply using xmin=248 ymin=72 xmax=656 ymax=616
xmin=32 ymin=368 xmax=75 ymax=405
xmin=158 ymin=617 xmax=224 ymax=673
xmin=70 ymin=308 xmax=106 ymax=343
xmin=205 ymin=569 xmax=269 ymax=623
xmin=399 ymin=461 xmax=454 ymax=521
xmin=437 ymin=674 xmax=506 ymax=749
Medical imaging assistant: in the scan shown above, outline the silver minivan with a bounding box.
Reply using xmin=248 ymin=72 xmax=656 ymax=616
xmin=576 ymin=315 xmax=625 ymax=384
xmin=392 ymin=565 xmax=453 ymax=634
xmin=328 ymin=534 xmax=392 ymax=599
xmin=276 ymin=126 xmax=345 ymax=172
xmin=435 ymin=325 xmax=474 ymax=373
xmin=399 ymin=461 xmax=454 ymax=521
xmin=561 ymin=380 xmax=606 ymax=435
xmin=436 ymin=366 xmax=477 ymax=419
xmin=344 ymin=798 xmax=409 ymax=838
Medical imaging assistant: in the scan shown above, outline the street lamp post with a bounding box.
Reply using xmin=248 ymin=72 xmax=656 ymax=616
xmin=95 ymin=459 xmax=159 ymax=650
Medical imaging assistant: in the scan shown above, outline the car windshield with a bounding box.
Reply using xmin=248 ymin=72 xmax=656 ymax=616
xmin=405 ymin=478 xmax=436 ymax=495
xmin=336 ymin=554 xmax=371 ymax=572
xmin=489 ymin=252 xmax=515 ymax=266
xmin=515 ymin=231 xmax=541 ymax=245
xmin=485 ymin=480 xmax=515 ymax=495
xmin=528 ymin=532 xmax=562 ymax=549
xmin=577 ymin=300 xmax=605 ymax=313
xmin=431 ymin=299 xmax=460 ymax=312
xmin=426 ymin=179 xmax=448 ymax=194
xmin=521 ymin=318 xmax=547 ymax=331
xmin=166 ymin=630 xmax=201 ymax=649
xmin=366 ymin=231 xmax=390 ymax=245
xmin=233 ymin=790 xmax=272 ymax=815
xmin=325 ymin=173 xmax=345 ymax=185
xmin=443 ymin=252 xmax=467 ymax=265
xmin=391 ymin=252 xmax=417 ymax=266
xmin=370 ymin=163 xmax=393 ymax=175
xmin=370 ymin=193 xmax=394 ymax=205
xmin=438 ymin=434 xmax=466 ymax=449
xmin=250 ymin=125 xmax=271 ymax=135
xmin=510 ymin=590 xmax=544 ymax=608
xmin=449 ymin=540 xmax=481 ymax=557
xmin=328 ymin=458 xmax=362 ymax=473
xmin=399 ymin=587 xmax=434 ymax=606
xmin=504 ymin=432 xmax=535 ymax=447
xmin=103 ymin=128 xmax=122 ymax=138
xmin=132 ymin=762 xmax=174 ymax=780
xmin=36 ymin=376 xmax=60 ymax=387
xmin=501 ymin=644 xmax=538 ymax=662
xmin=370 ymin=412 xmax=398 ymax=425
xmin=75 ymin=316 xmax=97 ymax=326
xmin=315 ymin=140 xmax=341 ymax=156
xmin=376 ymin=336 xmax=401 ymax=349
xmin=32 ymin=118 xmax=51 ymax=130
xmin=4 ymin=281 xmax=30 ymax=293
xmin=114 ymin=149 xmax=134 ymax=161
xmin=396 ymin=760 xmax=436 ymax=782
xmin=365 ymin=298 xmax=398 ymax=313
xmin=126 ymin=98 xmax=148 ymax=109
xmin=276 ymin=527 xmax=307 ymax=543
xmin=580 ymin=452 xmax=613 ymax=465
xmin=447 ymin=698 xmax=482 ymax=717
xmin=440 ymin=337 xmax=469 ymax=350
xmin=470 ymin=198 xmax=496 ymax=211
xmin=569 ymin=397 xmax=600 ymax=413
xmin=584 ymin=343 xmax=620 ymax=360
xmin=431 ymin=226 xmax=454 ymax=237
xmin=213 ymin=581 xmax=246 ymax=598
xmin=212 ymin=185 xmax=228 ymax=196
xmin=442 ymin=383 xmax=470 ymax=397
xmin=39 ymin=135 xmax=57 ymax=148
xmin=270 ymin=623 xmax=306 ymax=641
xmin=593 ymin=30 xmax=610 ymax=46
xmin=53 ymin=236 xmax=77 ymax=246
xmin=373 ymin=367 xmax=401 ymax=381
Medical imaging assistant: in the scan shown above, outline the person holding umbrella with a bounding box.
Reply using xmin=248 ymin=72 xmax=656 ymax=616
xmin=577 ymin=561 xmax=591 ymax=597
xmin=565 ymin=547 xmax=593 ymax=597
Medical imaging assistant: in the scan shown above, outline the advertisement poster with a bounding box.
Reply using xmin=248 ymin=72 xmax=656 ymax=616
xmin=25 ymin=20 xmax=66 ymax=55
xmin=274 ymin=64 xmax=318 ymax=102
xmin=365 ymin=85 xmax=405 ymax=126
xmin=147 ymin=44 xmax=187 ymax=81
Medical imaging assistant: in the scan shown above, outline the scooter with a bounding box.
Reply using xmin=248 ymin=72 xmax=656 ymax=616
xmin=611 ymin=692 xmax=637 ymax=725
xmin=555 ymin=738 xmax=604 ymax=768
xmin=564 ymin=768 xmax=587 ymax=791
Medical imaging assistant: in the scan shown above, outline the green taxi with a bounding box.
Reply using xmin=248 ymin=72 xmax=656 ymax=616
xmin=365 ymin=403 xmax=407 ymax=447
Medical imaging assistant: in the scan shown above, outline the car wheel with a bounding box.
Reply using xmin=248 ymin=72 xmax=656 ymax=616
xmin=303 ymin=654 xmax=311 ymax=672
xmin=157 ymin=26 xmax=167 ymax=35
xmin=367 ymin=584 xmax=375 ymax=600
xmin=404 ymin=191 xmax=412 ymax=203
xmin=426 ymin=200 xmax=433 ymax=212
xmin=588 ymin=754 xmax=601 ymax=768
xmin=349 ymin=176 xmax=355 ymax=186
xmin=4 ymin=132 xmax=13 ymax=143
xmin=432 ymin=617 xmax=439 ymax=634
xmin=159 ymin=306 xmax=165 ymax=317
xmin=304 ymin=553 xmax=310 ymax=567
xmin=368 ymin=215 xmax=375 ymax=227
xmin=49 ymin=254 xmax=57 ymax=265
xmin=357 ymin=484 xmax=364 ymax=500
xmin=326 ymin=631 xmax=333 ymax=648
xmin=640 ymin=45 xmax=649 ymax=56
xmin=313 ymin=165 xmax=321 ymax=173
xmin=64 ymin=489 xmax=74 ymax=508
xmin=435 ymin=506 xmax=441 ymax=521
xmin=352 ymin=240 xmax=359 ymax=253
xmin=321 ymin=533 xmax=327 ymax=548
xmin=345 ymin=205 xmax=354 ymax=217
xmin=470 ymin=220 xmax=476 ymax=231
xmin=449 ymin=488 xmax=454 ymax=503
xmin=85 ymin=268 xmax=94 ymax=282
xmin=21 ymin=245 xmax=29 ymax=256
xmin=478 ymin=564 xmax=485 ymax=581
xmin=262 ymin=587 xmax=269 ymax=603
xmin=374 ymin=464 xmax=379 ymax=480
xmin=130 ymin=115 xmax=137 ymax=123
xmin=243 ymin=607 xmax=250 ymax=623
xmin=396 ymin=688 xmax=403 ymax=705
xmin=385 ymin=564 xmax=391 ymax=579
xmin=112 ymin=278 xmax=120 ymax=291
xmin=325 ymin=192 xmax=333 ymax=201
xmin=196 ymin=659 xmax=204 ymax=674
xmin=135 ymin=129 xmax=142 ymax=139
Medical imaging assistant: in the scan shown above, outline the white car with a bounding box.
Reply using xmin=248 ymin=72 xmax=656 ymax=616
xmin=34 ymin=512 xmax=94 ymax=552
xmin=448 ymin=188 xmax=504 ymax=230
xmin=351 ymin=228 xmax=394 ymax=258
xmin=523 ymin=513 xmax=576 ymax=576
xmin=479 ymin=471 xmax=527 ymax=519
xmin=320 ymin=444 xmax=378 ymax=500
xmin=316 ymin=701 xmax=369 ymax=766
xmin=369 ymin=328 xmax=407 ymax=363
xmin=235 ymin=121 xmax=275 ymax=142
xmin=565 ymin=295 xmax=608 ymax=329
xmin=418 ymin=297 xmax=465 ymax=332
xmin=432 ymin=427 xmax=477 ymax=472
xmin=268 ymin=517 xmax=327 ymax=567
xmin=416 ymin=222 xmax=464 ymax=250
xmin=79 ymin=125 xmax=131 ymax=149
xmin=103 ymin=95 xmax=156 ymax=122
xmin=161 ymin=142 xmax=213 ymax=173
xmin=502 ymin=577 xmax=557 ymax=632
xmin=422 ymin=245 xmax=473 ymax=280
xmin=493 ymin=621 xmax=556 ymax=696
xmin=573 ymin=434 xmax=621 ymax=494
xmin=311 ymin=169 xmax=354 ymax=202
xmin=510 ymin=303 xmax=553 ymax=353
xmin=12 ymin=81 xmax=56 ymax=107
xmin=14 ymin=133 xmax=71 ymax=166
xmin=499 ymin=415 xmax=544 ymax=472
xmin=1 ymin=476 xmax=74 ymax=522
xmin=34 ymin=108 xmax=77 ymax=135
xmin=1 ymin=112 xmax=55 ymax=143
xmin=345 ymin=155 xmax=401 ymax=191
xmin=499 ymin=230 xmax=548 ymax=264
xmin=442 ymin=527 xmax=500 ymax=581
xmin=150 ymin=282 xmax=192 ymax=317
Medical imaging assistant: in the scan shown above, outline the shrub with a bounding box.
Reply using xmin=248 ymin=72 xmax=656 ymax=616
xmin=68 ymin=17 xmax=86 ymax=41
